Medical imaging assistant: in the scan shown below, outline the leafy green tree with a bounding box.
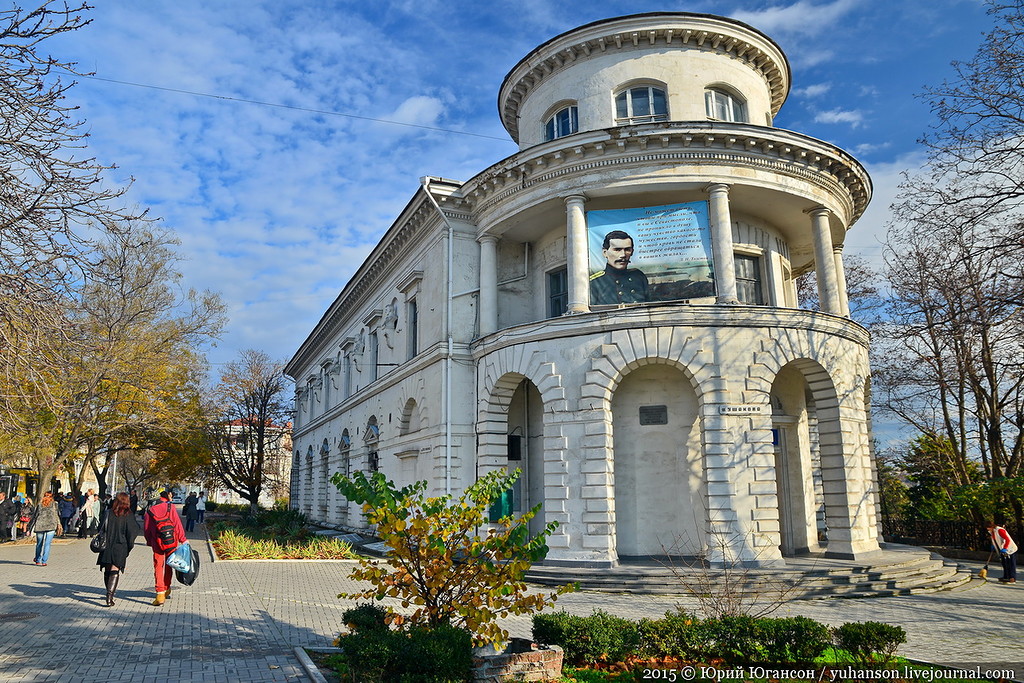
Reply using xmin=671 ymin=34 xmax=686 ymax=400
xmin=333 ymin=468 xmax=574 ymax=646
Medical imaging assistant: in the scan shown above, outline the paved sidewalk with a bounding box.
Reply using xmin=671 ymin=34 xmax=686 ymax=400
xmin=1 ymin=528 xmax=1022 ymax=682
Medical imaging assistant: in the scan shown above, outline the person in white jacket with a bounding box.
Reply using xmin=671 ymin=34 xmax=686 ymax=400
xmin=986 ymin=521 xmax=1018 ymax=584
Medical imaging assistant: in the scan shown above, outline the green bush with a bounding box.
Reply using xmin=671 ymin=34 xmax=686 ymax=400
xmin=203 ymin=501 xmax=219 ymax=512
xmin=532 ymin=610 xmax=638 ymax=665
xmin=833 ymin=622 xmax=907 ymax=664
xmin=636 ymin=611 xmax=711 ymax=660
xmin=344 ymin=603 xmax=389 ymax=633
xmin=336 ymin=625 xmax=472 ymax=682
xmin=759 ymin=617 xmax=832 ymax=664
xmin=704 ymin=615 xmax=770 ymax=664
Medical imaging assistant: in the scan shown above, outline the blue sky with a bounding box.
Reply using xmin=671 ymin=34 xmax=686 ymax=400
xmin=46 ymin=0 xmax=992 ymax=369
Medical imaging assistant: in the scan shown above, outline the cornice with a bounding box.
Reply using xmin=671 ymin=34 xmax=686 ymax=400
xmin=471 ymin=303 xmax=870 ymax=359
xmin=286 ymin=181 xmax=463 ymax=379
xmin=456 ymin=122 xmax=871 ymax=227
xmin=499 ymin=13 xmax=790 ymax=142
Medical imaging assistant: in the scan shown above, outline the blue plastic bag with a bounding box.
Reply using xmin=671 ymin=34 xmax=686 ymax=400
xmin=166 ymin=540 xmax=192 ymax=572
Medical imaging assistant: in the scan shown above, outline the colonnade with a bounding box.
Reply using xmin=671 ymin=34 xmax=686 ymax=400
xmin=475 ymin=186 xmax=852 ymax=336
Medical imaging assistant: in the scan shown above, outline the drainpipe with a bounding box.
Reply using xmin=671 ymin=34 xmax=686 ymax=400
xmin=420 ymin=176 xmax=454 ymax=495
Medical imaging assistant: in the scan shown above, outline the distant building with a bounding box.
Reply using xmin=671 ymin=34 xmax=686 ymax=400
xmin=286 ymin=12 xmax=880 ymax=567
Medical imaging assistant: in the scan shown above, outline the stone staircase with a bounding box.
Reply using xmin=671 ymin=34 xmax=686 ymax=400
xmin=525 ymin=545 xmax=975 ymax=599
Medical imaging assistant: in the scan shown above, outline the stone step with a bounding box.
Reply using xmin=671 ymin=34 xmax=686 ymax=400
xmin=524 ymin=552 xmax=976 ymax=599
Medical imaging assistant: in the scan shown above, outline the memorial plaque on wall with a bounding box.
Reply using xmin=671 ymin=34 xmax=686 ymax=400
xmin=639 ymin=405 xmax=668 ymax=425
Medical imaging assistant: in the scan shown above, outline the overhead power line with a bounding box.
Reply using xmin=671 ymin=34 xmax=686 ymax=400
xmin=73 ymin=73 xmax=512 ymax=142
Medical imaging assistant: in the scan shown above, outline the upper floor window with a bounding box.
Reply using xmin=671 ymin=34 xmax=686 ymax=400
xmin=547 ymin=268 xmax=568 ymax=318
xmin=615 ymin=85 xmax=668 ymax=124
xmin=544 ymin=105 xmax=578 ymax=141
xmin=705 ymin=88 xmax=747 ymax=123
xmin=734 ymin=253 xmax=764 ymax=305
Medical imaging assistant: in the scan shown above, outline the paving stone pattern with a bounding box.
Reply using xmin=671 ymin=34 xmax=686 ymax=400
xmin=1 ymin=527 xmax=1021 ymax=681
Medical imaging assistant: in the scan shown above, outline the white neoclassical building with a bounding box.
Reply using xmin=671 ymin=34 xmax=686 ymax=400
xmin=286 ymin=12 xmax=879 ymax=568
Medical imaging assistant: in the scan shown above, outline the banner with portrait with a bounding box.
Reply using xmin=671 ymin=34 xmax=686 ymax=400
xmin=586 ymin=201 xmax=716 ymax=305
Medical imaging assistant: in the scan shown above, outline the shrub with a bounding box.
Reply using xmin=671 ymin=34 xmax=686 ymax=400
xmin=343 ymin=603 xmax=389 ymax=634
xmin=697 ymin=615 xmax=832 ymax=665
xmin=211 ymin=528 xmax=354 ymax=559
xmin=704 ymin=615 xmax=769 ymax=664
xmin=335 ymin=469 xmax=572 ymax=646
xmin=203 ymin=501 xmax=219 ymax=512
xmin=636 ymin=611 xmax=710 ymax=660
xmin=834 ymin=622 xmax=907 ymax=664
xmin=532 ymin=610 xmax=638 ymax=666
xmin=336 ymin=625 xmax=472 ymax=682
xmin=759 ymin=617 xmax=831 ymax=664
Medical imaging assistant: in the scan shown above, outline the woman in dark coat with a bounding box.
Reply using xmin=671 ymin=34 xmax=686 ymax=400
xmin=96 ymin=492 xmax=140 ymax=607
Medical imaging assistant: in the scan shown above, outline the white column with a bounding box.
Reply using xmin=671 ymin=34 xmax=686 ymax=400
xmin=809 ymin=208 xmax=842 ymax=314
xmin=707 ymin=183 xmax=738 ymax=304
xmin=564 ymin=194 xmax=590 ymax=314
xmin=833 ymin=244 xmax=851 ymax=317
xmin=478 ymin=235 xmax=498 ymax=335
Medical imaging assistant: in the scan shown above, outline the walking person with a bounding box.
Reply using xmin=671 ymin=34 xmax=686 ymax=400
xmin=986 ymin=521 xmax=1018 ymax=584
xmin=196 ymin=491 xmax=206 ymax=525
xmin=31 ymin=492 xmax=62 ymax=565
xmin=58 ymin=494 xmax=75 ymax=538
xmin=18 ymin=496 xmax=33 ymax=539
xmin=183 ymin=491 xmax=199 ymax=532
xmin=143 ymin=490 xmax=186 ymax=606
xmin=0 ymin=492 xmax=15 ymax=543
xmin=96 ymin=492 xmax=140 ymax=607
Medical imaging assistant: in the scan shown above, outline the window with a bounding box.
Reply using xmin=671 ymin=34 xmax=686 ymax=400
xmin=544 ymin=105 xmax=578 ymax=141
xmin=407 ymin=299 xmax=418 ymax=360
xmin=547 ymin=268 xmax=568 ymax=318
xmin=368 ymin=331 xmax=379 ymax=382
xmin=735 ymin=254 xmax=764 ymax=305
xmin=705 ymin=88 xmax=747 ymax=123
xmin=615 ymin=85 xmax=668 ymax=124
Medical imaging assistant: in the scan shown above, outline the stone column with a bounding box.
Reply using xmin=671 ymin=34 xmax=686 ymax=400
xmin=707 ymin=183 xmax=738 ymax=304
xmin=833 ymin=244 xmax=851 ymax=317
xmin=478 ymin=235 xmax=498 ymax=335
xmin=809 ymin=208 xmax=842 ymax=314
xmin=564 ymin=195 xmax=590 ymax=314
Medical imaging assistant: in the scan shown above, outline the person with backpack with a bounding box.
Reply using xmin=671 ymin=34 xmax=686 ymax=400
xmin=142 ymin=490 xmax=186 ymax=606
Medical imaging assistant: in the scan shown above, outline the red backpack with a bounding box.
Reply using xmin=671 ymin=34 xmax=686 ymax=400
xmin=149 ymin=501 xmax=178 ymax=552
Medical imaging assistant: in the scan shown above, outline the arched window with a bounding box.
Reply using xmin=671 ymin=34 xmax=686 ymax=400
xmin=614 ymin=85 xmax=668 ymax=124
xmin=544 ymin=105 xmax=578 ymax=141
xmin=705 ymin=88 xmax=747 ymax=123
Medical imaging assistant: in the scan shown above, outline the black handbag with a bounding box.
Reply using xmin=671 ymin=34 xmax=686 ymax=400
xmin=89 ymin=514 xmax=110 ymax=553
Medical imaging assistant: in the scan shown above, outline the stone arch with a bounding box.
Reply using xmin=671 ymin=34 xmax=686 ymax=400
xmin=577 ymin=329 xmax=717 ymax=562
xmin=398 ymin=398 xmax=422 ymax=436
xmin=746 ymin=332 xmax=877 ymax=558
xmin=477 ymin=346 xmax=568 ymax=477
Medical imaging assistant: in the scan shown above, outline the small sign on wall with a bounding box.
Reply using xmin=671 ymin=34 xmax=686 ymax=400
xmin=639 ymin=405 xmax=668 ymax=425
xmin=719 ymin=405 xmax=766 ymax=415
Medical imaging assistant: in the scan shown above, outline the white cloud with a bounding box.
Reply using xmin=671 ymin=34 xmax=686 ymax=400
xmin=814 ymin=108 xmax=865 ymax=127
xmin=729 ymin=0 xmax=860 ymax=36
xmin=794 ymin=83 xmax=832 ymax=98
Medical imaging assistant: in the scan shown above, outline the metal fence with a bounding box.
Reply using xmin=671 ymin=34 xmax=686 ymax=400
xmin=880 ymin=517 xmax=1020 ymax=552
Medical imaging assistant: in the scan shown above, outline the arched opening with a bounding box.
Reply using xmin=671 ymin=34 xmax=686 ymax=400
xmin=769 ymin=365 xmax=822 ymax=556
xmin=507 ymin=379 xmax=546 ymax=537
xmin=611 ymin=364 xmax=703 ymax=558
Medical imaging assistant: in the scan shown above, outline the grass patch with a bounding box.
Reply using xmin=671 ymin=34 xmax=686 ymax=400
xmin=210 ymin=508 xmax=355 ymax=560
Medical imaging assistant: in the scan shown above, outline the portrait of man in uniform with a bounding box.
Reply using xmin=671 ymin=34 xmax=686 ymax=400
xmin=589 ymin=230 xmax=649 ymax=305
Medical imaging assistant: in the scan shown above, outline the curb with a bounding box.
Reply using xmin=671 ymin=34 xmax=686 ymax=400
xmin=294 ymin=647 xmax=338 ymax=683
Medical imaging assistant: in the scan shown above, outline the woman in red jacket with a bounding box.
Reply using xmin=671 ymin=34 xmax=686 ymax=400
xmin=986 ymin=521 xmax=1018 ymax=584
xmin=143 ymin=490 xmax=187 ymax=605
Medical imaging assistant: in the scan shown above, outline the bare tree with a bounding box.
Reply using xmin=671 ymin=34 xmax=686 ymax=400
xmin=875 ymin=1 xmax=1024 ymax=510
xmin=207 ymin=350 xmax=293 ymax=512
xmin=0 ymin=2 xmax=152 ymax=425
